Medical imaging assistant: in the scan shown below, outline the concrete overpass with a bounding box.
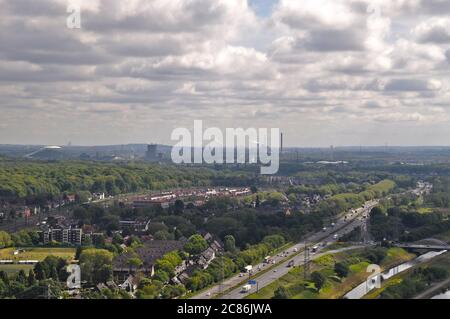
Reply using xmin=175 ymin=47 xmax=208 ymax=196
xmin=394 ymin=243 xmax=450 ymax=251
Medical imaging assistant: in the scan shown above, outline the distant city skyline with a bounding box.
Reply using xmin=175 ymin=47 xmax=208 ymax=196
xmin=8 ymin=142 xmax=450 ymax=149
xmin=1 ymin=0 xmax=450 ymax=147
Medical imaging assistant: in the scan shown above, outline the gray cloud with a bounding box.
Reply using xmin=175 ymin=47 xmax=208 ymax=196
xmin=417 ymin=25 xmax=450 ymax=44
xmin=82 ymin=0 xmax=229 ymax=34
xmin=384 ymin=79 xmax=441 ymax=92
xmin=421 ymin=0 xmax=450 ymax=15
xmin=5 ymin=0 xmax=65 ymax=17
xmin=0 ymin=0 xmax=449 ymax=146
xmin=304 ymin=29 xmax=366 ymax=52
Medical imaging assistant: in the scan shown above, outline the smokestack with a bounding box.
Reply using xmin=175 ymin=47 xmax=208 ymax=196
xmin=280 ymin=133 xmax=284 ymax=153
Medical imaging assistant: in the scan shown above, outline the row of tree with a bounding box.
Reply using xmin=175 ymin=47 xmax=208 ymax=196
xmin=369 ymin=206 xmax=450 ymax=242
xmin=0 ymin=159 xmax=256 ymax=202
xmin=381 ymin=266 xmax=449 ymax=299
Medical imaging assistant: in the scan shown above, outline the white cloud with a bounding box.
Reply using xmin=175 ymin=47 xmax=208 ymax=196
xmin=0 ymin=0 xmax=449 ymax=146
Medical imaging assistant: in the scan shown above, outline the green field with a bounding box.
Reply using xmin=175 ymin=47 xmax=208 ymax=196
xmin=0 ymin=264 xmax=34 ymax=275
xmin=367 ymin=180 xmax=396 ymax=194
xmin=0 ymin=247 xmax=76 ymax=262
xmin=247 ymin=247 xmax=415 ymax=299
xmin=0 ymin=247 xmax=76 ymax=275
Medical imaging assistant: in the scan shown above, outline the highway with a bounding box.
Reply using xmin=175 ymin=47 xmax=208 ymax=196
xmin=192 ymin=200 xmax=378 ymax=299
xmin=225 ymin=245 xmax=372 ymax=299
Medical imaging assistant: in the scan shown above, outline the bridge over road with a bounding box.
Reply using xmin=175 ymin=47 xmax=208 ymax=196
xmin=394 ymin=243 xmax=450 ymax=251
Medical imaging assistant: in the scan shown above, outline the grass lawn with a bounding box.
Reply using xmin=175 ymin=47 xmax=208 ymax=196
xmin=247 ymin=247 xmax=415 ymax=299
xmin=0 ymin=247 xmax=76 ymax=262
xmin=363 ymin=278 xmax=403 ymax=299
xmin=385 ymin=248 xmax=412 ymax=262
xmin=349 ymin=261 xmax=370 ymax=273
xmin=247 ymin=266 xmax=304 ymax=299
xmin=0 ymin=264 xmax=34 ymax=275
xmin=417 ymin=207 xmax=434 ymax=214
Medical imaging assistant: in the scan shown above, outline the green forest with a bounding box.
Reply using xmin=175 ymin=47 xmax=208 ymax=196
xmin=0 ymin=159 xmax=255 ymax=201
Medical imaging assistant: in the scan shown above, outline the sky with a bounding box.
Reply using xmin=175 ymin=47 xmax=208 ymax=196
xmin=1 ymin=0 xmax=450 ymax=147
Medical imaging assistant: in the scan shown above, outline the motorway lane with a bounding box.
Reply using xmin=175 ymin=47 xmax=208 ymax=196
xmin=223 ymin=218 xmax=374 ymax=299
xmin=192 ymin=200 xmax=378 ymax=300
xmin=225 ymin=245 xmax=371 ymax=299
xmin=222 ymin=185 xmax=431 ymax=299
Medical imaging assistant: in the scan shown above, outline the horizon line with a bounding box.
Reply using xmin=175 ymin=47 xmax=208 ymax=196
xmin=4 ymin=143 xmax=450 ymax=149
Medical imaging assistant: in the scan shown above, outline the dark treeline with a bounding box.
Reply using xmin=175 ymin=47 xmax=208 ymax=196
xmin=74 ymin=197 xmax=325 ymax=248
xmin=0 ymin=159 xmax=257 ymax=203
xmin=0 ymin=158 xmax=418 ymax=207
xmin=380 ymin=265 xmax=449 ymax=299
xmin=370 ymin=206 xmax=450 ymax=242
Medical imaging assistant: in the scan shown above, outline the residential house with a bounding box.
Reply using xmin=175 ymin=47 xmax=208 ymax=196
xmin=113 ymin=240 xmax=185 ymax=281
xmin=119 ymin=218 xmax=151 ymax=232
xmin=198 ymin=247 xmax=216 ymax=269
xmin=119 ymin=275 xmax=139 ymax=295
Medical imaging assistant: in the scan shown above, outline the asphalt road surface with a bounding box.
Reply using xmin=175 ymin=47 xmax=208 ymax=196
xmin=224 ymin=245 xmax=371 ymax=299
xmin=192 ymin=200 xmax=379 ymax=299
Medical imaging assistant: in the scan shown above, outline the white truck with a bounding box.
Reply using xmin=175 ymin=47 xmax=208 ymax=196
xmin=241 ymin=285 xmax=252 ymax=293
xmin=244 ymin=265 xmax=253 ymax=273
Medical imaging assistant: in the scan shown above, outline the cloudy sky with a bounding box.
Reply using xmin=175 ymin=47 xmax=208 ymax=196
xmin=1 ymin=0 xmax=450 ymax=147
